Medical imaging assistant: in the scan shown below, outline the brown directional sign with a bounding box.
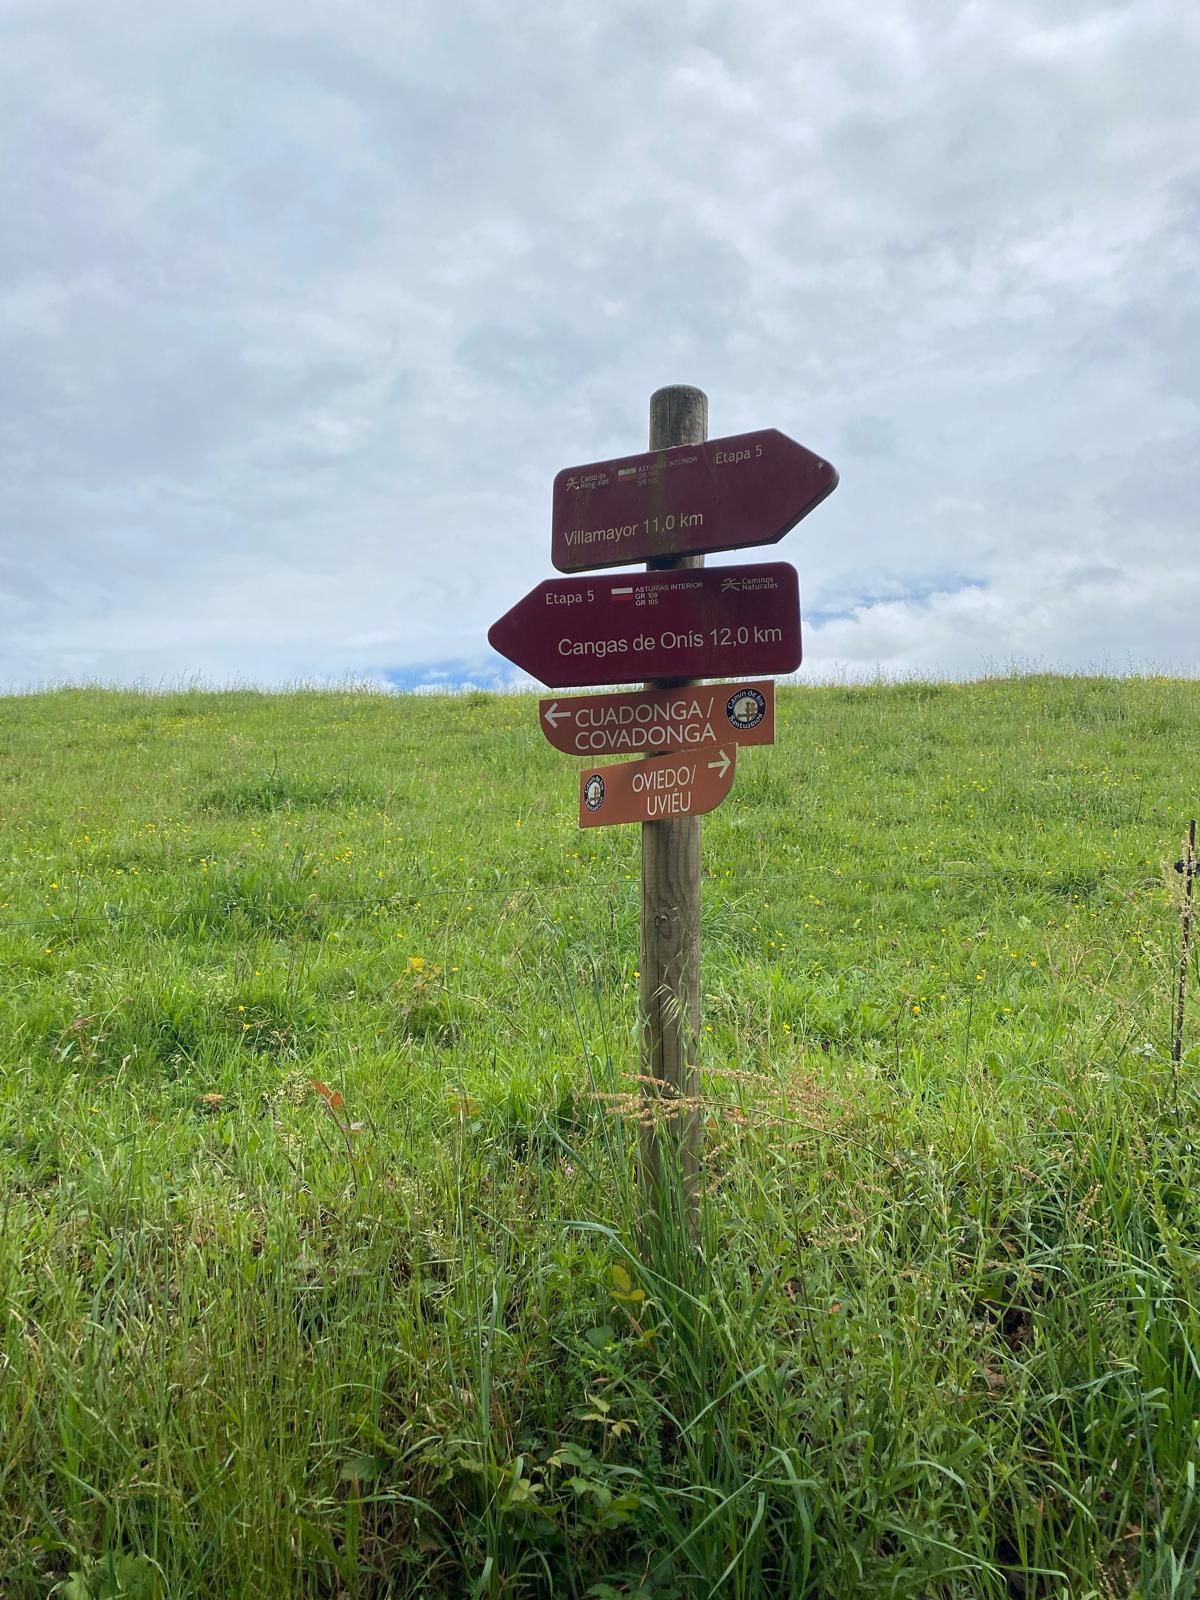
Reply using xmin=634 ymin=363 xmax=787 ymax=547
xmin=551 ymin=429 xmax=837 ymax=572
xmin=488 ymin=562 xmax=801 ymax=689
xmin=540 ymin=680 xmax=775 ymax=757
xmin=579 ymin=744 xmax=737 ymax=829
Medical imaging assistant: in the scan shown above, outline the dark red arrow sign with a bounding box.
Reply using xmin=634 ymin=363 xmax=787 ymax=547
xmin=580 ymin=744 xmax=737 ymax=829
xmin=551 ymin=429 xmax=837 ymax=572
xmin=540 ymin=680 xmax=775 ymax=756
xmin=488 ymin=563 xmax=802 ymax=689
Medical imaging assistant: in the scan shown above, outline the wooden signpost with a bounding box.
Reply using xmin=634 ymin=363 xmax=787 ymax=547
xmin=488 ymin=385 xmax=839 ymax=1247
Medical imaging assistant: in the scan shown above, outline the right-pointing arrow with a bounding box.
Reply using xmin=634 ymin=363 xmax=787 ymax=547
xmin=578 ymin=739 xmax=738 ymax=829
xmin=551 ymin=428 xmax=839 ymax=572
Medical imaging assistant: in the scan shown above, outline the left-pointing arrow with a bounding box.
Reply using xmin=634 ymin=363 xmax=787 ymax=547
xmin=488 ymin=563 xmax=801 ymax=688
xmin=538 ymin=683 xmax=776 ymax=756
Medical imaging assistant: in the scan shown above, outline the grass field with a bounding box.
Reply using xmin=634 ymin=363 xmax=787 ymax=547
xmin=2 ymin=676 xmax=1200 ymax=1598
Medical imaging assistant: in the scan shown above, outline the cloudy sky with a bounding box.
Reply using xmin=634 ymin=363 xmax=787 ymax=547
xmin=2 ymin=0 xmax=1198 ymax=691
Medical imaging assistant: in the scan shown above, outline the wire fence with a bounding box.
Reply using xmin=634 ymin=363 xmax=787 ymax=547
xmin=2 ymin=815 xmax=1196 ymax=1064
xmin=0 ymin=856 xmax=1189 ymax=938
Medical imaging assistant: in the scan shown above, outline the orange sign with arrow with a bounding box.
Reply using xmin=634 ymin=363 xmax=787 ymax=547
xmin=579 ymin=743 xmax=737 ymax=829
xmin=541 ymin=680 xmax=774 ymax=757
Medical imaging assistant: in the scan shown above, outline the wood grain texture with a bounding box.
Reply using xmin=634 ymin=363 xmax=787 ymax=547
xmin=638 ymin=386 xmax=707 ymax=1234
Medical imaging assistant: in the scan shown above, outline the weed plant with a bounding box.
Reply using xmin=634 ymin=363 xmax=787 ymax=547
xmin=1 ymin=676 xmax=1199 ymax=1596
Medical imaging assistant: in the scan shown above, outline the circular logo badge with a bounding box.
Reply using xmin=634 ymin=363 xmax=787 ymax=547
xmin=726 ymin=689 xmax=766 ymax=731
xmin=583 ymin=773 xmax=606 ymax=812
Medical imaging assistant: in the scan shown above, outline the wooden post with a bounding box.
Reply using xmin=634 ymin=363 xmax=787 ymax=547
xmin=1174 ymin=819 xmax=1197 ymax=1069
xmin=639 ymin=385 xmax=707 ymax=1242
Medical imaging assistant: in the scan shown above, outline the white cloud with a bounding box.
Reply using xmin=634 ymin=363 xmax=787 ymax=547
xmin=1 ymin=0 xmax=1198 ymax=689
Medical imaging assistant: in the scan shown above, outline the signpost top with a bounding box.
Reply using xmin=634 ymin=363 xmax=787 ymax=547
xmin=551 ymin=428 xmax=837 ymax=573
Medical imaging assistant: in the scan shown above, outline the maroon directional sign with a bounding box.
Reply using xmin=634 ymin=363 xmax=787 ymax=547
xmin=580 ymin=744 xmax=737 ymax=828
xmin=551 ymin=429 xmax=837 ymax=572
xmin=540 ymin=680 xmax=775 ymax=757
xmin=488 ymin=563 xmax=801 ymax=689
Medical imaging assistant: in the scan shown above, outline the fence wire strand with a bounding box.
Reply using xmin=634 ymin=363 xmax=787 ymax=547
xmin=0 ymin=862 xmax=1178 ymax=939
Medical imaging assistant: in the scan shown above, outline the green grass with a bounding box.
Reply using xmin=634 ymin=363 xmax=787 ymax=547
xmin=1 ymin=675 xmax=1199 ymax=1597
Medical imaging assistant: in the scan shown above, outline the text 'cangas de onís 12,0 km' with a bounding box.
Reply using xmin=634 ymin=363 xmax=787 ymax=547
xmin=486 ymin=564 xmax=802 ymax=690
